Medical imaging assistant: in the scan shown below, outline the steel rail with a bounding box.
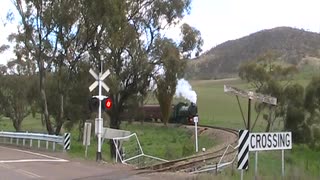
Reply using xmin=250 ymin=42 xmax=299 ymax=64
xmin=137 ymin=124 xmax=238 ymax=173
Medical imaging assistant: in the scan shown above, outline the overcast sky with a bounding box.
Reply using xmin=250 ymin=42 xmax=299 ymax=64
xmin=1 ymin=0 xmax=320 ymax=65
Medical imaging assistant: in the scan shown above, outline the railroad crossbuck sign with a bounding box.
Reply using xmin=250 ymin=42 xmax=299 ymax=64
xmin=89 ymin=69 xmax=110 ymax=92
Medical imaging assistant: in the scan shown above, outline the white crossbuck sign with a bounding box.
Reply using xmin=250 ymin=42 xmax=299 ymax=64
xmin=89 ymin=69 xmax=110 ymax=92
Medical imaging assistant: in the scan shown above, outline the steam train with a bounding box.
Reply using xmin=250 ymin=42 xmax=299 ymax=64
xmin=120 ymin=102 xmax=198 ymax=125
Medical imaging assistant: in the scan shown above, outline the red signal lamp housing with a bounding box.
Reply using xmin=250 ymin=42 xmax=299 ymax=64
xmin=104 ymin=98 xmax=112 ymax=110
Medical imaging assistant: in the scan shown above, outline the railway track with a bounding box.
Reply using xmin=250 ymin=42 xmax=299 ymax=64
xmin=137 ymin=125 xmax=238 ymax=173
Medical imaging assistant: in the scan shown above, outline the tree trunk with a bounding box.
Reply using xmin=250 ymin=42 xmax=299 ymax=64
xmin=13 ymin=120 xmax=21 ymax=132
xmin=55 ymin=123 xmax=63 ymax=135
xmin=39 ymin=62 xmax=54 ymax=134
xmin=265 ymin=121 xmax=271 ymax=132
xmin=54 ymin=94 xmax=64 ymax=135
xmin=265 ymin=107 xmax=274 ymax=132
xmin=265 ymin=113 xmax=272 ymax=132
xmin=41 ymin=113 xmax=45 ymax=127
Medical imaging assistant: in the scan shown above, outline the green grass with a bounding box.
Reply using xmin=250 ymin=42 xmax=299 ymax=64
xmin=64 ymin=122 xmax=216 ymax=162
xmin=190 ymin=78 xmax=269 ymax=131
xmin=0 ymin=113 xmax=47 ymax=132
xmin=121 ymin=122 xmax=215 ymax=160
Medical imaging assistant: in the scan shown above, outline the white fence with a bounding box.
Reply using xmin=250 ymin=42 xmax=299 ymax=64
xmin=0 ymin=131 xmax=68 ymax=151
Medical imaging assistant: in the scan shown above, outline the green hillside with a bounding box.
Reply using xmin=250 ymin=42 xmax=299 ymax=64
xmin=186 ymin=27 xmax=320 ymax=80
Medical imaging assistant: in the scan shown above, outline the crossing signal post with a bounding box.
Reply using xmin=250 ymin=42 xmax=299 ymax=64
xmin=88 ymin=68 xmax=110 ymax=162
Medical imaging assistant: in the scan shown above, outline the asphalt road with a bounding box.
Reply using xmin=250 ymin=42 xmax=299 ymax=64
xmin=0 ymin=145 xmax=190 ymax=180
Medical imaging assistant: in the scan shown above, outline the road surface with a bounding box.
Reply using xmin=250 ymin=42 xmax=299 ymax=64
xmin=0 ymin=145 xmax=193 ymax=180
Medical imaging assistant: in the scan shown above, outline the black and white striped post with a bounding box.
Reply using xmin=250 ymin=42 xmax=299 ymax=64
xmin=238 ymin=129 xmax=249 ymax=180
xmin=64 ymin=133 xmax=71 ymax=151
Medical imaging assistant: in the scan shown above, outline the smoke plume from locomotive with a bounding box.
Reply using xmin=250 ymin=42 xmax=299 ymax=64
xmin=175 ymin=79 xmax=197 ymax=103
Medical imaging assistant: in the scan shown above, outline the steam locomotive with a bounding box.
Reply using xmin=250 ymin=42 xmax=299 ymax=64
xmin=120 ymin=102 xmax=198 ymax=125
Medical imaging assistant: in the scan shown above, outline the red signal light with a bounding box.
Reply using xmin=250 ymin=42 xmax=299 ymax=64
xmin=105 ymin=98 xmax=112 ymax=109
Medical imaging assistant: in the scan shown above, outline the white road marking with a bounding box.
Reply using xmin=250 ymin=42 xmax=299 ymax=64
xmin=0 ymin=159 xmax=68 ymax=163
xmin=16 ymin=169 xmax=42 ymax=178
xmin=0 ymin=162 xmax=42 ymax=178
xmin=0 ymin=146 xmax=69 ymax=162
xmin=0 ymin=162 xmax=14 ymax=169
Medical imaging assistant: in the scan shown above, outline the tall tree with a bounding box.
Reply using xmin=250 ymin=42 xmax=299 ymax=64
xmin=152 ymin=23 xmax=203 ymax=126
xmin=304 ymin=75 xmax=320 ymax=147
xmin=81 ymin=0 xmax=192 ymax=158
xmin=81 ymin=0 xmax=192 ymax=127
xmin=239 ymin=52 xmax=298 ymax=131
xmin=10 ymin=0 xmax=90 ymax=134
xmin=0 ymin=61 xmax=36 ymax=131
xmin=152 ymin=38 xmax=183 ymax=125
xmin=11 ymin=0 xmax=60 ymax=134
xmin=283 ymin=83 xmax=305 ymax=142
xmin=49 ymin=0 xmax=93 ymax=135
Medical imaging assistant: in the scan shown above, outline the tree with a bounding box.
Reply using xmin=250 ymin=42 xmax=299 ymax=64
xmin=11 ymin=0 xmax=57 ymax=134
xmin=63 ymin=61 xmax=92 ymax=141
xmin=0 ymin=73 xmax=35 ymax=131
xmin=152 ymin=38 xmax=184 ymax=125
xmin=179 ymin=23 xmax=203 ymax=58
xmin=80 ymin=0 xmax=193 ymax=158
xmin=152 ymin=24 xmax=203 ymax=126
xmin=238 ymin=52 xmax=298 ymax=131
xmin=304 ymin=76 xmax=320 ymax=147
xmin=0 ymin=65 xmax=8 ymax=75
xmin=283 ymin=83 xmax=305 ymax=142
xmin=80 ymin=0 xmax=193 ymax=127
xmin=10 ymin=0 xmax=91 ymax=134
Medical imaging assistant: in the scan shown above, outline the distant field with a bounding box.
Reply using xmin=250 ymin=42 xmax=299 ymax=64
xmin=188 ymin=77 xmax=313 ymax=132
xmin=189 ymin=78 xmax=273 ymax=132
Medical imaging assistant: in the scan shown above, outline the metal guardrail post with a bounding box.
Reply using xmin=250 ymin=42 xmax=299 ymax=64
xmin=215 ymin=163 xmax=218 ymax=175
xmin=46 ymin=141 xmax=49 ymax=149
xmin=23 ymin=139 xmax=25 ymax=146
xmin=10 ymin=137 xmax=12 ymax=144
xmin=38 ymin=140 xmax=40 ymax=148
xmin=53 ymin=142 xmax=55 ymax=151
xmin=16 ymin=138 xmax=19 ymax=145
xmin=30 ymin=139 xmax=32 ymax=147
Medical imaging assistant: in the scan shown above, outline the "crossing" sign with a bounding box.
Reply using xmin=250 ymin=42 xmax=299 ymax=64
xmin=249 ymin=132 xmax=292 ymax=151
xmin=237 ymin=130 xmax=292 ymax=171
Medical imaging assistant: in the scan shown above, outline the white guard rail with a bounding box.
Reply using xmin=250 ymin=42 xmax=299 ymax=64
xmin=0 ymin=131 xmax=66 ymax=151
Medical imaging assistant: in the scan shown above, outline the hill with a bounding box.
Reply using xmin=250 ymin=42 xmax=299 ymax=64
xmin=185 ymin=27 xmax=320 ymax=79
